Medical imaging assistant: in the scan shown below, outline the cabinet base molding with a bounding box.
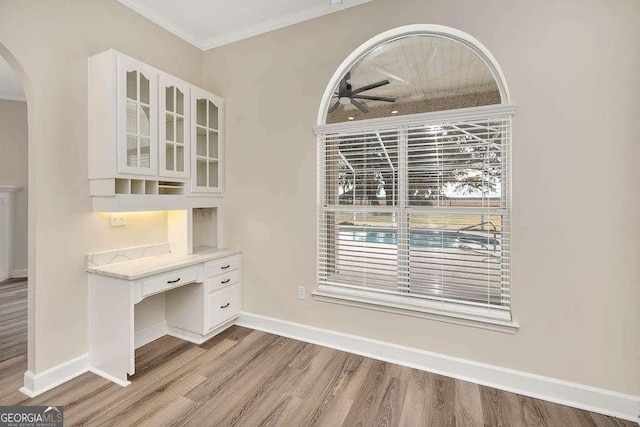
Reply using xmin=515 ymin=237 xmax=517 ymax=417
xmin=133 ymin=318 xmax=239 ymax=349
xmin=20 ymin=353 xmax=89 ymax=398
xmin=135 ymin=320 xmax=168 ymax=349
xmin=89 ymin=368 xmax=131 ymax=387
xmin=167 ymin=318 xmax=237 ymax=345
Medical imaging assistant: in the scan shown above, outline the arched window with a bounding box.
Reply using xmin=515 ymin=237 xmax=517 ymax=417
xmin=314 ymin=25 xmax=516 ymax=331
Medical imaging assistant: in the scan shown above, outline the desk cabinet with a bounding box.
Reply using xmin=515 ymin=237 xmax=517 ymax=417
xmin=89 ymin=253 xmax=241 ymax=386
xmin=166 ymin=254 xmax=241 ymax=341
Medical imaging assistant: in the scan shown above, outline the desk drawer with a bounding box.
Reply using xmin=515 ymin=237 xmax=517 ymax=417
xmin=208 ymin=284 xmax=240 ymax=329
xmin=142 ymin=266 xmax=199 ymax=298
xmin=206 ymin=255 xmax=241 ymax=278
xmin=207 ymin=270 xmax=240 ymax=293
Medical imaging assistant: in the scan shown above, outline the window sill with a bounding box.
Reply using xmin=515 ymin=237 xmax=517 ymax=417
xmin=312 ymin=286 xmax=519 ymax=334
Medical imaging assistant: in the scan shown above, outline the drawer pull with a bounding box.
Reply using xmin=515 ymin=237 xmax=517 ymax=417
xmin=221 ymin=265 xmax=231 ymax=270
xmin=221 ymin=279 xmax=230 ymax=284
xmin=220 ymin=303 xmax=230 ymax=309
xmin=167 ymin=278 xmax=181 ymax=284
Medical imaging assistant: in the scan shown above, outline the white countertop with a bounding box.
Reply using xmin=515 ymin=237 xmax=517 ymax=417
xmin=87 ymin=247 xmax=238 ymax=280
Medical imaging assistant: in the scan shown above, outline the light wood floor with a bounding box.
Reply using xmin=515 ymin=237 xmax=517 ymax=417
xmin=0 ymin=326 xmax=634 ymax=426
xmin=0 ymin=278 xmax=27 ymax=363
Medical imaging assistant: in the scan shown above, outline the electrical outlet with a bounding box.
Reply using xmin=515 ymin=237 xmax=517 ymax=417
xmin=297 ymin=286 xmax=306 ymax=300
xmin=110 ymin=213 xmax=126 ymax=227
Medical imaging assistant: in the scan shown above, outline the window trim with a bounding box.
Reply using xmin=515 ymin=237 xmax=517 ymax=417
xmin=315 ymin=25 xmax=518 ymax=332
xmin=312 ymin=286 xmax=519 ymax=334
xmin=315 ymin=104 xmax=518 ymax=333
xmin=314 ymin=103 xmax=516 ymax=135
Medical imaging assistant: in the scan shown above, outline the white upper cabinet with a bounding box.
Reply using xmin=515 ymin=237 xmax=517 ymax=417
xmin=159 ymin=75 xmax=190 ymax=179
xmin=117 ymin=55 xmax=158 ymax=176
xmin=88 ymin=49 xmax=225 ymax=210
xmin=191 ymin=87 xmax=224 ymax=194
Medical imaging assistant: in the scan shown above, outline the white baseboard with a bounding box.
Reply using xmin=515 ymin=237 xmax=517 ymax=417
xmin=10 ymin=269 xmax=27 ymax=278
xmin=236 ymin=312 xmax=640 ymax=423
xmin=135 ymin=320 xmax=168 ymax=349
xmin=19 ymin=353 xmax=89 ymax=398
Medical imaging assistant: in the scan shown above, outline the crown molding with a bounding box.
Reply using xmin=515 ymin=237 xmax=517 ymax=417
xmin=117 ymin=0 xmax=205 ymax=50
xmin=118 ymin=0 xmax=374 ymax=51
xmin=200 ymin=0 xmax=374 ymax=50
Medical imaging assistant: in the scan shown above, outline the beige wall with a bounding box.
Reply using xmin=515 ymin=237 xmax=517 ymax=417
xmin=0 ymin=99 xmax=27 ymax=272
xmin=203 ymin=0 xmax=640 ymax=395
xmin=0 ymin=0 xmax=637 ymax=398
xmin=0 ymin=0 xmax=203 ymax=373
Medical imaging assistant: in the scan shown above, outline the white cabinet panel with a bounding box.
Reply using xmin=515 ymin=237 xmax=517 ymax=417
xmin=140 ymin=266 xmax=199 ymax=300
xmin=191 ymin=87 xmax=224 ymax=194
xmin=89 ymin=275 xmax=135 ymax=386
xmin=206 ymin=254 xmax=240 ymax=277
xmin=207 ymin=284 xmax=240 ymax=330
xmin=0 ymin=187 xmax=15 ymax=282
xmin=116 ymin=55 xmax=158 ymax=176
xmin=159 ymin=75 xmax=190 ymax=179
xmin=206 ymin=270 xmax=240 ymax=293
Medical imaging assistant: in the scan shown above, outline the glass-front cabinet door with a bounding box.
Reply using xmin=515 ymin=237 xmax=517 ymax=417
xmin=117 ymin=56 xmax=158 ymax=176
xmin=159 ymin=76 xmax=190 ymax=179
xmin=191 ymin=87 xmax=224 ymax=193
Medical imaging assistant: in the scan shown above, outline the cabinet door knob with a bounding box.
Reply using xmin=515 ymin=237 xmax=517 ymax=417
xmin=167 ymin=278 xmax=181 ymax=284
xmin=220 ymin=303 xmax=230 ymax=309
xmin=221 ymin=265 xmax=231 ymax=270
xmin=221 ymin=279 xmax=230 ymax=284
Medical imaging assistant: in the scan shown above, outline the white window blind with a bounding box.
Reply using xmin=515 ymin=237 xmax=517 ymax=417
xmin=317 ymin=107 xmax=512 ymax=321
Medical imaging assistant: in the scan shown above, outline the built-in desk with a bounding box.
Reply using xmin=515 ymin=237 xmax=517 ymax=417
xmin=87 ymin=246 xmax=241 ymax=386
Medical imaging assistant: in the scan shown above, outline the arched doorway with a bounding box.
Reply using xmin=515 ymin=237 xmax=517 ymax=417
xmin=0 ymin=42 xmax=35 ymax=395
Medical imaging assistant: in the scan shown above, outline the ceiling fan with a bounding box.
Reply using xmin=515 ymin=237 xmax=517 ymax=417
xmin=329 ymin=72 xmax=396 ymax=114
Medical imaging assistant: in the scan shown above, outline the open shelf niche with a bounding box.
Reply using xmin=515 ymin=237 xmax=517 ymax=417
xmin=167 ymin=207 xmax=221 ymax=256
xmin=109 ymin=178 xmax=185 ymax=196
xmin=192 ymin=208 xmax=218 ymax=252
